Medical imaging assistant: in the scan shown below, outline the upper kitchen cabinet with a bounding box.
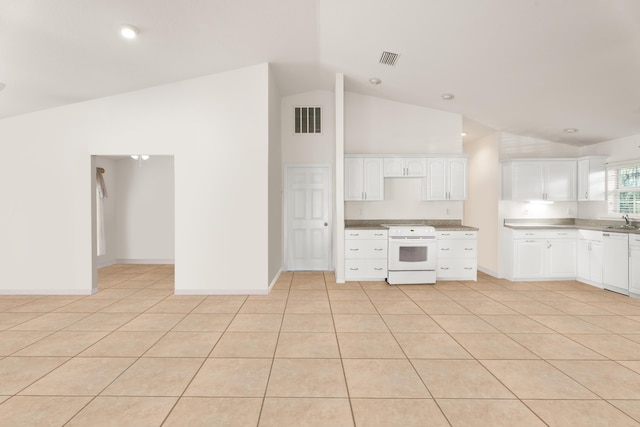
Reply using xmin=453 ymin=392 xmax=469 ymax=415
xmin=344 ymin=157 xmax=384 ymax=201
xmin=383 ymin=158 xmax=427 ymax=177
xmin=577 ymin=156 xmax=606 ymax=201
xmin=422 ymin=157 xmax=467 ymax=201
xmin=502 ymin=159 xmax=576 ymax=201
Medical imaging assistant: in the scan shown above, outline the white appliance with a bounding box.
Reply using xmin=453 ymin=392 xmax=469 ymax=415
xmin=385 ymin=225 xmax=437 ymax=284
xmin=602 ymin=231 xmax=629 ymax=295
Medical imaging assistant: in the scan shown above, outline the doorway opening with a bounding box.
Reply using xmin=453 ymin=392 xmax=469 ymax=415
xmin=284 ymin=165 xmax=333 ymax=271
xmin=91 ymin=155 xmax=175 ymax=292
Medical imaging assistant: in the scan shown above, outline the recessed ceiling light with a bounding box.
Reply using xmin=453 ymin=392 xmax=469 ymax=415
xmin=0 ymin=82 xmax=5 ymax=92
xmin=563 ymin=128 xmax=579 ymax=133
xmin=369 ymin=78 xmax=382 ymax=85
xmin=120 ymin=24 xmax=139 ymax=40
xmin=442 ymin=93 xmax=455 ymax=101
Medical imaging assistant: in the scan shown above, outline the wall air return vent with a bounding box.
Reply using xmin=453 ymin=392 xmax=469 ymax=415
xmin=294 ymin=106 xmax=322 ymax=134
xmin=379 ymin=51 xmax=400 ymax=66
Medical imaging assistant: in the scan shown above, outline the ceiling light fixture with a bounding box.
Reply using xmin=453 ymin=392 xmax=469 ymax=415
xmin=563 ymin=128 xmax=579 ymax=134
xmin=120 ymin=24 xmax=139 ymax=40
xmin=369 ymin=78 xmax=382 ymax=85
xmin=441 ymin=93 xmax=455 ymax=101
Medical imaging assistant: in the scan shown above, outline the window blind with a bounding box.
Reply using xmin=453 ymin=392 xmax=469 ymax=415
xmin=607 ymin=160 xmax=640 ymax=214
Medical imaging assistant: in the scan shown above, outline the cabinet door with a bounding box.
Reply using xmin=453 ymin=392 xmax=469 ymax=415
xmin=344 ymin=157 xmax=364 ymax=201
xmin=448 ymin=158 xmax=467 ymax=200
xmin=511 ymin=162 xmax=544 ymax=200
xmin=576 ymin=239 xmax=590 ymax=281
xmin=577 ymin=159 xmax=590 ymax=201
xmin=405 ymin=158 xmax=427 ymax=177
xmin=362 ymin=158 xmax=384 ymax=201
xmin=423 ymin=158 xmax=447 ymax=200
xmin=383 ymin=158 xmax=405 ymax=177
xmin=547 ymin=238 xmax=576 ymax=277
xmin=545 ymin=161 xmax=576 ymax=201
xmin=590 ymin=240 xmax=603 ymax=284
xmin=630 ymin=246 xmax=640 ymax=296
xmin=513 ymin=239 xmax=545 ymax=278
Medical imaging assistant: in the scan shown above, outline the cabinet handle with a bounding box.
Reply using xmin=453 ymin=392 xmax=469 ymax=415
xmin=374 ymin=268 xmax=384 ymax=271
xmin=525 ymin=240 xmax=536 ymax=243
xmin=465 ymin=233 xmax=474 ymax=236
xmin=374 ymin=233 xmax=384 ymax=236
xmin=585 ymin=192 xmax=588 ymax=199
xmin=350 ymin=268 xmax=359 ymax=271
xmin=374 ymin=248 xmax=383 ymax=251
xmin=547 ymin=241 xmax=552 ymax=249
xmin=525 ymin=233 xmax=534 ymax=236
xmin=464 ymin=248 xmax=473 ymax=250
xmin=349 ymin=233 xmax=359 ymax=237
xmin=441 ymin=248 xmax=450 ymax=251
xmin=441 ymin=233 xmax=450 ymax=236
xmin=350 ymin=248 xmax=359 ymax=251
xmin=464 ymin=267 xmax=473 ymax=270
xmin=440 ymin=267 xmax=450 ymax=270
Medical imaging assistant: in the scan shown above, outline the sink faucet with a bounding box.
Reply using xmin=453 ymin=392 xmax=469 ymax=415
xmin=623 ymin=214 xmax=630 ymax=225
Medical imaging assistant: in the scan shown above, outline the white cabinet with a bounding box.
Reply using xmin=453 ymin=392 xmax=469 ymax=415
xmin=383 ymin=158 xmax=427 ymax=177
xmin=345 ymin=157 xmax=384 ymax=201
xmin=630 ymin=235 xmax=640 ymax=297
xmin=436 ymin=230 xmax=477 ymax=280
xmin=422 ymin=157 xmax=467 ymax=201
xmin=510 ymin=229 xmax=577 ymax=280
xmin=576 ymin=230 xmax=603 ymax=288
xmin=345 ymin=229 xmax=388 ymax=281
xmin=502 ymin=160 xmax=577 ymax=201
xmin=577 ymin=157 xmax=606 ymax=201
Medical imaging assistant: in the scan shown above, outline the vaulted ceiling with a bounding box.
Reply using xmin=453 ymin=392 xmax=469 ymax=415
xmin=2 ymin=0 xmax=639 ymax=145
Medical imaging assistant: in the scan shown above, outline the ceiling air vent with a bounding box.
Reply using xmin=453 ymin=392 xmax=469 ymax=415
xmin=294 ymin=106 xmax=322 ymax=134
xmin=379 ymin=51 xmax=400 ymax=66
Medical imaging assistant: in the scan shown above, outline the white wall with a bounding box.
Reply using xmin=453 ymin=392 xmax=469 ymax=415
xmin=281 ymin=90 xmax=335 ymax=165
xmin=344 ymin=92 xmax=463 ymax=220
xmin=268 ymin=68 xmax=283 ymax=285
xmin=95 ymin=157 xmax=117 ymax=268
xmin=0 ymin=64 xmax=272 ymax=295
xmin=500 ymin=132 xmax=580 ymax=160
xmin=115 ymin=156 xmax=174 ymax=263
xmin=464 ymin=132 xmax=500 ymax=276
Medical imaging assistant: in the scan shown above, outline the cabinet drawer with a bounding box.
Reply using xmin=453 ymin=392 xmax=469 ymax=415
xmin=345 ymin=239 xmax=388 ymax=258
xmin=436 ymin=259 xmax=477 ymax=279
xmin=437 ymin=239 xmax=477 ymax=258
xmin=437 ymin=230 xmax=477 ymax=239
xmin=345 ymin=229 xmax=388 ymax=240
xmin=512 ymin=229 xmax=576 ymax=239
xmin=630 ymin=235 xmax=640 ymax=247
xmin=345 ymin=259 xmax=387 ymax=280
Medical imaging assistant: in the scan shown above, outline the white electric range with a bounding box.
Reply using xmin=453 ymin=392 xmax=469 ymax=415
xmin=383 ymin=225 xmax=437 ymax=285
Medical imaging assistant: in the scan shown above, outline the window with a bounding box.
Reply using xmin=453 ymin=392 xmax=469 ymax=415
xmin=607 ymin=161 xmax=640 ymax=214
xmin=294 ymin=106 xmax=321 ymax=134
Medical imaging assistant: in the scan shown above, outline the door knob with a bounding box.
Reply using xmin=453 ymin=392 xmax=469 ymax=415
xmin=324 ymin=222 xmax=328 ymax=226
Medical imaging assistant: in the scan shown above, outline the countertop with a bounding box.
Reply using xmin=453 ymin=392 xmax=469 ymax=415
xmin=503 ymin=218 xmax=640 ymax=234
xmin=344 ymin=219 xmax=479 ymax=232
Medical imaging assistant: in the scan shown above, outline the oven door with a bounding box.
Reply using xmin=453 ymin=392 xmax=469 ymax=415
xmin=388 ymin=236 xmax=436 ymax=271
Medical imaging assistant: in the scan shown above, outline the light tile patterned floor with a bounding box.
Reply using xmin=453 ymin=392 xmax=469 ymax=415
xmin=1 ymin=265 xmax=640 ymax=425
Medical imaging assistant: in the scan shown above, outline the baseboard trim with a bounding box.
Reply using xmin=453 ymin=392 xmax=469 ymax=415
xmin=269 ymin=269 xmax=283 ymax=292
xmin=478 ymin=266 xmax=499 ymax=278
xmin=175 ymin=288 xmax=269 ymax=296
xmin=116 ymin=259 xmax=175 ymax=265
xmin=0 ymin=289 xmax=93 ymax=296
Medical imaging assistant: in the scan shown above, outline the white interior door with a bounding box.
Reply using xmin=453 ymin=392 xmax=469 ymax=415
xmin=286 ymin=166 xmax=331 ymax=271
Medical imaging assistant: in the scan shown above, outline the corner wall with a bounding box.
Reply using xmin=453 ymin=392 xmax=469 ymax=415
xmin=268 ymin=66 xmax=283 ymax=285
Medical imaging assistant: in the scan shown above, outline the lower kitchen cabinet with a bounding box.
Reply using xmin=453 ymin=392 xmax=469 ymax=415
xmin=576 ymin=230 xmax=603 ymax=288
xmin=509 ymin=229 xmax=577 ymax=280
xmin=344 ymin=229 xmax=388 ymax=281
xmin=436 ymin=230 xmax=477 ymax=280
xmin=630 ymin=235 xmax=640 ymax=297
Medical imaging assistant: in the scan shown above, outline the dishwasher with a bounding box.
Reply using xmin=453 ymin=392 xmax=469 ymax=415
xmin=602 ymin=232 xmax=629 ymax=295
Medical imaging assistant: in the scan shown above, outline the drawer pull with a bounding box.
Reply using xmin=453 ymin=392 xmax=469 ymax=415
xmin=349 ymin=268 xmax=359 ymax=271
xmin=349 ymin=233 xmax=359 ymax=237
xmin=441 ymin=233 xmax=450 ymax=236
xmin=525 ymin=233 xmax=534 ymax=236
xmin=465 ymin=233 xmax=474 ymax=236
xmin=350 ymin=248 xmax=359 ymax=251
xmin=441 ymin=248 xmax=450 ymax=251
xmin=440 ymin=267 xmax=449 ymax=270
xmin=464 ymin=267 xmax=473 ymax=270
xmin=464 ymin=248 xmax=473 ymax=250
xmin=557 ymin=233 xmax=568 ymax=236
xmin=374 ymin=233 xmax=384 ymax=236
xmin=374 ymin=248 xmax=383 ymax=251
xmin=374 ymin=268 xmax=384 ymax=271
